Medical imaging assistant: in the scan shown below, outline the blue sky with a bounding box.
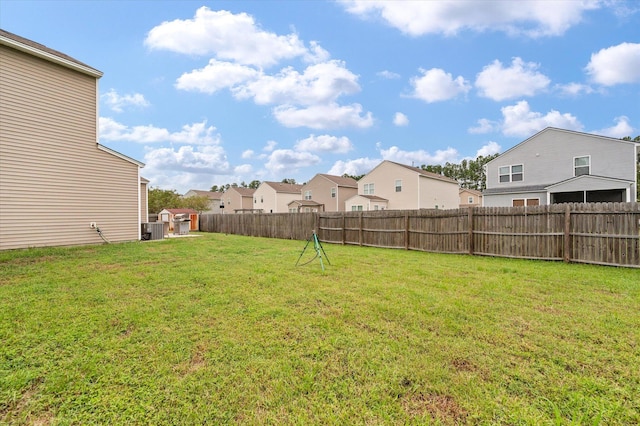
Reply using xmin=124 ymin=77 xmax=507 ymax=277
xmin=3 ymin=0 xmax=639 ymax=193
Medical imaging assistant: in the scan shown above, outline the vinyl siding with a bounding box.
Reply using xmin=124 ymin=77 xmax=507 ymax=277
xmin=0 ymin=44 xmax=140 ymax=250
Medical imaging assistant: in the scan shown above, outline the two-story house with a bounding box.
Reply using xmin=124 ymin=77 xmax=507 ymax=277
xmin=290 ymin=174 xmax=358 ymax=213
xmin=459 ymin=188 xmax=483 ymax=207
xmin=345 ymin=160 xmax=459 ymax=211
xmin=483 ymin=128 xmax=638 ymax=207
xmin=224 ymin=187 xmax=257 ymax=213
xmin=0 ymin=29 xmax=146 ymax=250
xmin=183 ymin=189 xmax=224 ymax=213
xmin=253 ymin=181 xmax=303 ymax=213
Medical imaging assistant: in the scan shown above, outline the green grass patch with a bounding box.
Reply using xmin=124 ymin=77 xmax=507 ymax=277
xmin=1 ymin=233 xmax=639 ymax=424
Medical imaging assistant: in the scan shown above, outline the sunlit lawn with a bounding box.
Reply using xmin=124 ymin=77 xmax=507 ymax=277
xmin=1 ymin=233 xmax=639 ymax=424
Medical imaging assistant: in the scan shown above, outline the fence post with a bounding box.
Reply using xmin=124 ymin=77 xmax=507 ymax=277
xmin=405 ymin=213 xmax=409 ymax=250
xmin=342 ymin=213 xmax=346 ymax=245
xmin=359 ymin=212 xmax=363 ymax=246
xmin=563 ymin=204 xmax=571 ymax=263
xmin=468 ymin=207 xmax=474 ymax=255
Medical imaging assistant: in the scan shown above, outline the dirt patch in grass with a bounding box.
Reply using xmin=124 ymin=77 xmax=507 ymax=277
xmin=401 ymin=392 xmax=468 ymax=424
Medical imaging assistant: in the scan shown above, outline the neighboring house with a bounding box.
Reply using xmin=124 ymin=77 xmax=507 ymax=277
xmin=345 ymin=160 xmax=459 ymax=211
xmin=183 ymin=189 xmax=224 ymax=213
xmin=459 ymin=188 xmax=482 ymax=207
xmin=483 ymin=128 xmax=639 ymax=207
xmin=253 ymin=181 xmax=304 ymax=213
xmin=224 ymin=187 xmax=257 ymax=213
xmin=298 ymin=174 xmax=358 ymax=212
xmin=140 ymin=177 xmax=150 ymax=222
xmin=158 ymin=208 xmax=198 ymax=232
xmin=287 ymin=199 xmax=324 ymax=213
xmin=0 ymin=29 xmax=146 ymax=250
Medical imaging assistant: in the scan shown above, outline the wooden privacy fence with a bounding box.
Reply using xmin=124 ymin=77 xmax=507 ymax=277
xmin=199 ymin=203 xmax=640 ymax=268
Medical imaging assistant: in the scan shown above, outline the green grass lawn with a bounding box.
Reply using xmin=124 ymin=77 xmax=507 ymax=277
xmin=1 ymin=233 xmax=639 ymax=425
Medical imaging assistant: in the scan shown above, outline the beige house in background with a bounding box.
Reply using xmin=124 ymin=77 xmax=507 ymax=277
xmin=459 ymin=188 xmax=482 ymax=207
xmin=346 ymin=160 xmax=459 ymax=211
xmin=253 ymin=182 xmax=303 ymax=213
xmin=0 ymin=29 xmax=146 ymax=250
xmin=224 ymin=187 xmax=257 ymax=213
xmin=298 ymin=174 xmax=358 ymax=212
xmin=183 ymin=189 xmax=224 ymax=213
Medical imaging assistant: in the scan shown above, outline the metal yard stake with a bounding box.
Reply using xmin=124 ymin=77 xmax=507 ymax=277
xmin=295 ymin=230 xmax=330 ymax=271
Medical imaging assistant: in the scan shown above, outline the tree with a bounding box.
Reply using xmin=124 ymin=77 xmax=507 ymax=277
xmin=342 ymin=173 xmax=364 ymax=181
xmin=148 ymin=187 xmax=183 ymax=214
xmin=248 ymin=180 xmax=261 ymax=189
xmin=281 ymin=178 xmax=297 ymax=184
xmin=421 ymin=153 xmax=498 ymax=190
xmin=182 ymin=195 xmax=211 ymax=213
xmin=210 ymin=185 xmax=220 ymax=192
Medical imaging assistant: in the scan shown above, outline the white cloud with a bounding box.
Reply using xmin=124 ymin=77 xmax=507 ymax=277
xmin=101 ymin=89 xmax=150 ymax=113
xmin=476 ymin=141 xmax=501 ymax=157
xmin=379 ymin=145 xmax=460 ymax=165
xmin=410 ymin=68 xmax=471 ymax=103
xmin=241 ymin=149 xmax=255 ymax=159
xmin=273 ymin=103 xmax=374 ymax=129
xmin=295 ymin=134 xmax=353 ymax=153
xmin=265 ymin=149 xmax=322 ymax=174
xmin=555 ymin=82 xmax=595 ymax=96
xmin=393 ymin=112 xmax=409 ymax=126
xmin=475 ymin=57 xmax=550 ymax=101
xmin=232 ymin=60 xmax=361 ymax=105
xmin=586 ymin=42 xmax=640 ymax=86
xmin=500 ymin=100 xmax=583 ymax=137
xmin=264 ymin=140 xmax=278 ymax=152
xmin=468 ymin=118 xmax=498 ymax=134
xmin=234 ymin=164 xmax=253 ymax=175
xmin=340 ymin=0 xmax=600 ymax=37
xmin=145 ymin=7 xmax=324 ymax=67
xmin=593 ymin=116 xmax=635 ymax=138
xmin=327 ymin=157 xmax=380 ymax=177
xmin=176 ymin=60 xmax=259 ymax=94
xmin=99 ymin=117 xmax=220 ymax=145
xmin=377 ymin=70 xmax=401 ymax=79
xmin=144 ymin=144 xmax=229 ymax=173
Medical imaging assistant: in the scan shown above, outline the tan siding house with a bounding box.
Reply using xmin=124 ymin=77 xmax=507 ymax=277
xmin=346 ymin=160 xmax=459 ymax=211
xmin=0 ymin=29 xmax=145 ymax=250
xmin=224 ymin=187 xmax=257 ymax=213
xmin=459 ymin=188 xmax=482 ymax=207
xmin=253 ymin=181 xmax=303 ymax=213
xmin=183 ymin=189 xmax=224 ymax=213
xmin=300 ymin=174 xmax=358 ymax=212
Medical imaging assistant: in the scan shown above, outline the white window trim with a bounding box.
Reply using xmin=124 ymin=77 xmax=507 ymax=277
xmin=499 ymin=164 xmax=524 ymax=183
xmin=395 ymin=179 xmax=402 ymax=192
xmin=573 ymin=155 xmax=591 ymax=177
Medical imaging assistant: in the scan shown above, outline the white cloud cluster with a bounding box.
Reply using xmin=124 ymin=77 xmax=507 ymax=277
xmin=586 ymin=42 xmax=640 ymax=86
xmin=468 ymin=100 xmax=584 ymax=137
xmin=340 ymin=0 xmax=600 ymax=37
xmin=101 ymin=89 xmax=150 ymax=113
xmin=147 ymin=7 xmax=372 ymax=130
xmin=593 ymin=116 xmax=635 ymax=138
xmin=294 ymin=134 xmax=353 ymax=153
xmin=393 ymin=112 xmax=409 ymax=126
xmin=410 ymin=68 xmax=471 ymax=103
xmin=475 ymin=58 xmax=550 ymax=101
xmin=99 ymin=118 xmax=220 ymax=145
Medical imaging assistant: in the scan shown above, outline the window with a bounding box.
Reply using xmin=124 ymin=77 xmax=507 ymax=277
xmin=260 ymin=196 xmax=263 ymax=203
xmin=512 ymin=198 xmax=539 ymax=207
xmin=330 ymin=188 xmax=336 ymax=198
xmin=352 ymin=205 xmax=363 ymax=211
xmin=574 ymin=156 xmax=590 ymax=176
xmin=304 ymin=190 xmax=312 ymax=200
xmin=468 ymin=196 xmax=474 ymax=204
xmin=499 ymin=164 xmax=523 ymax=182
xmin=364 ymin=183 xmax=374 ymax=195
xmin=395 ymin=180 xmax=402 ymax=192
xmin=374 ymin=205 xmax=379 ymax=210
